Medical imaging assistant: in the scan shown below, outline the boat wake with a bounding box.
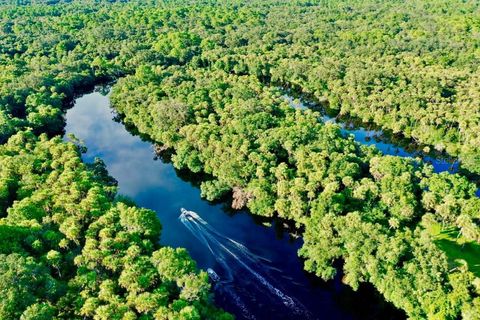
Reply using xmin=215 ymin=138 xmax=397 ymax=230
xmin=179 ymin=208 xmax=313 ymax=320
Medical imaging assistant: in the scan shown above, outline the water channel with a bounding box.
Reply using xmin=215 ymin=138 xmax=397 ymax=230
xmin=284 ymin=94 xmax=480 ymax=197
xmin=64 ymin=85 xmax=476 ymax=320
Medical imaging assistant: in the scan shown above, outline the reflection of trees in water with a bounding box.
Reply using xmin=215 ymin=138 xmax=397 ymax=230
xmin=70 ymin=88 xmax=406 ymax=320
xmin=114 ymin=108 xmax=308 ymax=231
xmin=281 ymin=87 xmax=480 ymax=185
xmin=281 ymin=86 xmax=460 ymax=164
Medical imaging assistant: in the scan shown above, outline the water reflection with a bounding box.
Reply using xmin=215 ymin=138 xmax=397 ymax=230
xmin=283 ymin=94 xmax=460 ymax=173
xmin=283 ymin=93 xmax=480 ymax=197
xmin=64 ymin=86 xmax=405 ymax=320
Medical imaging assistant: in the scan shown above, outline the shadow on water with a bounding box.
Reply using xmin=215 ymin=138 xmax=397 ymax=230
xmin=64 ymin=84 xmax=410 ymax=319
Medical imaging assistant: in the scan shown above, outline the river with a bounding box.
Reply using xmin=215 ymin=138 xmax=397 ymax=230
xmin=64 ymin=84 xmax=471 ymax=320
xmin=284 ymin=94 xmax=480 ymax=197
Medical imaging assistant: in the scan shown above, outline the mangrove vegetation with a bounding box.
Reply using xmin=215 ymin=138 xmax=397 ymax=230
xmin=0 ymin=0 xmax=479 ymax=319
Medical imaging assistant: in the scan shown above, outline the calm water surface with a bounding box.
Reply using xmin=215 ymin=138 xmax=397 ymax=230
xmin=285 ymin=95 xmax=480 ymax=196
xmin=65 ymin=87 xmax=444 ymax=320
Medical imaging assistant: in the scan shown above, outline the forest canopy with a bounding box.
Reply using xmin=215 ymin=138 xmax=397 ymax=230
xmin=0 ymin=0 xmax=479 ymax=319
xmin=0 ymin=132 xmax=231 ymax=319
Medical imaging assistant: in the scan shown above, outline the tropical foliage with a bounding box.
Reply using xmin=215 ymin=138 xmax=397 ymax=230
xmin=0 ymin=132 xmax=231 ymax=319
xmin=0 ymin=0 xmax=479 ymax=319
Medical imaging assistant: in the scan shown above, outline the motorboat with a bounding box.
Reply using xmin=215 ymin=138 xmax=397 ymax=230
xmin=207 ymin=268 xmax=221 ymax=282
xmin=180 ymin=208 xmax=200 ymax=221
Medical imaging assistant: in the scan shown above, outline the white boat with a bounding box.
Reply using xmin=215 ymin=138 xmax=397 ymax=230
xmin=180 ymin=208 xmax=200 ymax=221
xmin=207 ymin=268 xmax=221 ymax=282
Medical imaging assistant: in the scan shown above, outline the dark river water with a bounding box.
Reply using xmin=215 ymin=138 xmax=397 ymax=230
xmin=64 ymin=86 xmax=474 ymax=320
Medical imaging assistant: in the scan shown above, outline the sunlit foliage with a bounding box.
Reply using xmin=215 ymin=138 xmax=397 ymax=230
xmin=1 ymin=0 xmax=479 ymax=318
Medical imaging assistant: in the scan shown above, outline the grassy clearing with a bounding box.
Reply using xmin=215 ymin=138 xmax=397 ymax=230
xmin=428 ymin=223 xmax=480 ymax=278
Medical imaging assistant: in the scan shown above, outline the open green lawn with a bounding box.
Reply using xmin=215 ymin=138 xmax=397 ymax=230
xmin=429 ymin=224 xmax=480 ymax=278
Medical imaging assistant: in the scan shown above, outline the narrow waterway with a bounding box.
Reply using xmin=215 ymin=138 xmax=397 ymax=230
xmin=64 ymin=86 xmax=405 ymax=319
xmin=284 ymin=95 xmax=480 ymax=196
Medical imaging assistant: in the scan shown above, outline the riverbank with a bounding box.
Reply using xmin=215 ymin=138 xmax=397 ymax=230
xmin=64 ymin=85 xmax=406 ymax=319
xmin=109 ymin=67 xmax=480 ymax=318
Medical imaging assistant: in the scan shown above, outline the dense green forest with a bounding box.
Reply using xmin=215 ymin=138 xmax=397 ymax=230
xmin=0 ymin=132 xmax=231 ymax=319
xmin=0 ymin=0 xmax=479 ymax=319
